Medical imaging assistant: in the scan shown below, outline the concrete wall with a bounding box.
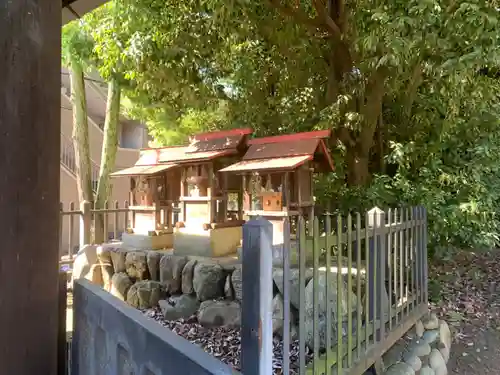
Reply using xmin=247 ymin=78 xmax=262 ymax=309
xmin=72 ymin=279 xmax=239 ymax=375
xmin=120 ymin=121 xmax=149 ymax=149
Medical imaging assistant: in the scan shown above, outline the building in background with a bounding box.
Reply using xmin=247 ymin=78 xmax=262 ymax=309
xmin=60 ymin=67 xmax=151 ymax=253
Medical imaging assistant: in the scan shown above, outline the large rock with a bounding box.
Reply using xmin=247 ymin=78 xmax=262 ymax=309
xmin=429 ymin=349 xmax=446 ymax=375
xmin=72 ymin=245 xmax=103 ymax=286
xmin=383 ymin=338 xmax=406 ymax=368
xmin=193 ymin=263 xmax=226 ymax=301
xmin=415 ymin=320 xmax=425 ymax=337
xmin=231 ymin=265 xmax=243 ymax=301
xmin=159 ymin=295 xmax=200 ymax=321
xmin=125 ymin=251 xmax=149 ymax=280
xmin=385 ymin=363 xmax=415 ymax=375
xmin=405 ymin=339 xmax=431 ymax=358
xmin=159 ymin=255 xmax=188 ymax=294
xmin=182 ymin=259 xmax=197 ymax=294
xmin=147 ymin=250 xmax=172 ymax=281
xmin=126 ymin=280 xmax=164 ymax=309
xmin=437 ymin=342 xmax=450 ymax=364
xmin=198 ymin=300 xmax=241 ymax=328
xmin=147 ymin=251 xmax=162 ymax=281
xmin=422 ymin=313 xmax=439 ymax=330
xmin=110 ymin=272 xmax=133 ymax=301
xmin=438 ymin=320 xmax=451 ymax=351
xmin=225 ymin=275 xmax=234 ymax=299
xmin=101 ymin=264 xmax=114 ymax=292
xmin=303 ymin=271 xmax=358 ymax=350
xmin=96 ymin=244 xmax=113 ymax=266
xmin=110 ymin=248 xmax=127 ymax=273
xmin=272 ymin=293 xmax=298 ymax=338
xmin=403 ymin=352 xmax=422 ymax=372
xmin=273 ymin=268 xmax=314 ymax=310
xmin=422 ymin=329 xmax=439 ymax=345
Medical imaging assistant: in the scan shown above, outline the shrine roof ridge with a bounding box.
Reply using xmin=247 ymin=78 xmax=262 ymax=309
xmin=191 ymin=127 xmax=253 ymax=141
xmin=247 ymin=129 xmax=331 ymax=145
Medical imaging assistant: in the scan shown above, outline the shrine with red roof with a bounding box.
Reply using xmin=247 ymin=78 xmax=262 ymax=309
xmin=111 ymin=128 xmax=334 ymax=256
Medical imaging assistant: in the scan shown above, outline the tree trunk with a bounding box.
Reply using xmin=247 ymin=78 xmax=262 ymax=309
xmin=69 ymin=58 xmax=93 ymax=203
xmin=94 ymin=77 xmax=121 ymax=243
xmin=346 ymin=147 xmax=371 ymax=186
xmin=345 ymin=69 xmax=387 ymax=186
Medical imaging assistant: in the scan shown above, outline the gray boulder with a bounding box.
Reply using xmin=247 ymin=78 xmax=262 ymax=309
xmin=159 ymin=255 xmax=188 ymax=294
xmin=224 ymin=275 xmax=234 ymax=299
xmin=146 ymin=251 xmax=162 ymax=281
xmin=72 ymin=245 xmax=103 ymax=287
xmin=181 ymin=259 xmax=197 ymax=294
xmin=100 ymin=264 xmax=114 ymax=292
xmin=109 ymin=248 xmax=127 ymax=273
xmin=126 ymin=280 xmax=164 ymax=309
xmin=198 ymin=300 xmax=241 ymax=328
xmin=193 ymin=263 xmax=226 ymax=301
xmin=110 ymin=272 xmax=133 ymax=301
xmin=273 ymin=268 xmax=314 ymax=310
xmin=159 ymin=294 xmax=200 ymax=321
xmin=231 ymin=265 xmax=243 ymax=301
xmin=125 ymin=251 xmax=149 ymax=280
xmin=303 ymin=271 xmax=359 ymax=350
xmin=272 ymin=293 xmax=298 ymax=339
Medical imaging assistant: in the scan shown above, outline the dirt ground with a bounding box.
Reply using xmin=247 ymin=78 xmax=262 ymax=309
xmin=430 ymin=249 xmax=500 ymax=374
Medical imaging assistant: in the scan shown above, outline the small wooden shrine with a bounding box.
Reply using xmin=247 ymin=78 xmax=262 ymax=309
xmin=111 ymin=127 xmax=333 ymax=256
xmin=110 ymin=148 xmax=180 ymax=249
xmin=219 ymin=130 xmax=334 ymax=245
xmin=111 ymin=128 xmax=252 ymax=255
xmin=165 ymin=128 xmax=252 ymax=257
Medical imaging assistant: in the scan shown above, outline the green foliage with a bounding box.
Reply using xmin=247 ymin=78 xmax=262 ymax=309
xmin=61 ymin=21 xmax=95 ymax=68
xmin=83 ymin=0 xmax=500 ymax=250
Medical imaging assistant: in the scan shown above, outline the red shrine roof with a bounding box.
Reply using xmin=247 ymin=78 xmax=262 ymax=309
xmin=247 ymin=129 xmax=331 ymax=145
xmin=110 ymin=163 xmax=177 ymax=177
xmin=159 ymin=128 xmax=253 ymax=163
xmin=111 ymin=128 xmax=334 ymax=177
xmin=219 ymin=130 xmax=334 ymax=173
xmin=111 ymin=128 xmax=253 ymax=177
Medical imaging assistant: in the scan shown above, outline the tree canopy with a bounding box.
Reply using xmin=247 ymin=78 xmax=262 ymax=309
xmin=82 ymin=0 xmax=500 ymax=250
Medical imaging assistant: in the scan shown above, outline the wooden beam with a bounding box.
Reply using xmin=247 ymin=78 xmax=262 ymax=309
xmin=0 ymin=1 xmax=60 ymax=374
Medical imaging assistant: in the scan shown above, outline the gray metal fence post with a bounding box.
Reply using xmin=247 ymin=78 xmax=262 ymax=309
xmin=241 ymin=218 xmax=273 ymax=375
xmin=367 ymin=207 xmax=387 ymax=325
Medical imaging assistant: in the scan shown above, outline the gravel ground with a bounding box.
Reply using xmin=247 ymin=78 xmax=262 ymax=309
xmin=142 ymin=308 xmax=314 ymax=374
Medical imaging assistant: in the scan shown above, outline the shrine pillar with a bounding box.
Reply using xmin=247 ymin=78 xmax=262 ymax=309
xmin=0 ymin=1 xmax=60 ymax=374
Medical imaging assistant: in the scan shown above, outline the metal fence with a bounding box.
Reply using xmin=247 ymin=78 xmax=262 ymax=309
xmin=59 ymin=200 xmax=131 ymax=266
xmin=59 ymin=200 xmax=180 ymax=269
xmin=240 ymin=206 xmax=428 ymax=375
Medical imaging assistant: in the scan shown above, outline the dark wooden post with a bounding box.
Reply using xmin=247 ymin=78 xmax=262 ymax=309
xmin=0 ymin=1 xmax=60 ymax=374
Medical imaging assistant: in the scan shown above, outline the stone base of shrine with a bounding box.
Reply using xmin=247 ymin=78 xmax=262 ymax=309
xmin=173 ymin=226 xmax=242 ymax=257
xmin=122 ymin=232 xmax=174 ymax=250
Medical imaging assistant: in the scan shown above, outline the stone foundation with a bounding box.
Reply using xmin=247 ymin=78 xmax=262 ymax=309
xmin=173 ymin=226 xmax=242 ymax=257
xmin=382 ymin=312 xmax=451 ymax=375
xmin=122 ymin=232 xmax=174 ymax=250
xmin=73 ymin=243 xmax=452 ymax=374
